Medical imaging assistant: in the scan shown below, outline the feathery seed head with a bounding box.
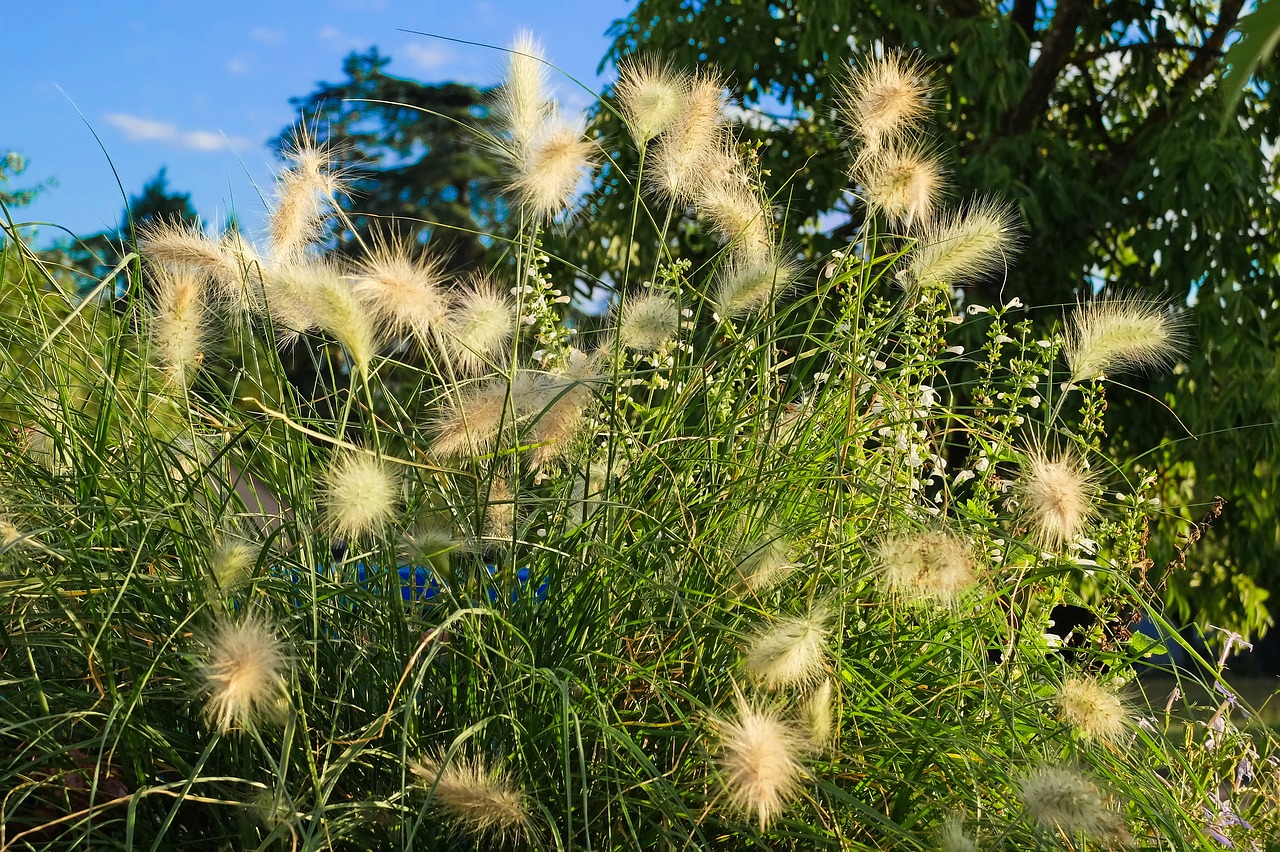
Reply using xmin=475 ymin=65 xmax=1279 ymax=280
xmin=734 ymin=530 xmax=799 ymax=593
xmin=432 ymin=372 xmax=541 ymax=459
xmin=411 ymin=749 xmax=530 ymax=840
xmin=904 ymin=197 xmax=1018 ymax=292
xmin=323 ymin=451 xmax=399 ymax=541
xmin=208 ymin=534 xmax=259 ymax=591
xmin=482 ymin=479 xmax=517 ymax=544
xmin=150 ymin=265 xmax=207 ymax=387
xmin=528 ymin=354 xmax=597 ymax=468
xmin=802 ymin=680 xmax=834 ymax=745
xmin=617 ymin=292 xmax=681 ymax=353
xmin=403 ymin=518 xmax=471 ymax=565
xmin=648 ymin=69 xmax=727 ymax=202
xmin=853 ymin=144 xmax=946 ymax=229
xmin=498 ymin=31 xmax=551 ymax=150
xmin=511 ymin=116 xmax=595 ymax=220
xmin=200 ymin=614 xmax=289 ymax=734
xmin=140 ymin=220 xmax=254 ymax=305
xmin=694 ymin=147 xmax=771 ymax=247
xmin=1016 ymin=447 xmax=1098 ymax=548
xmin=351 ymin=247 xmax=450 ymax=340
xmin=1055 ymin=677 xmax=1130 ymax=744
xmin=1065 ymin=295 xmax=1185 ymax=384
xmin=939 ymin=812 xmax=978 ymax=852
xmin=615 ymin=57 xmax=688 ymax=143
xmin=841 ymin=51 xmax=933 ymax=150
xmin=875 ymin=530 xmax=976 ymax=606
xmin=1018 ymin=766 xmax=1130 ymax=843
xmin=714 ymin=251 xmax=796 ymax=319
xmin=260 ymin=261 xmax=326 ymax=342
xmin=310 ymin=274 xmax=383 ymax=376
xmin=269 ymin=141 xmax=344 ymax=261
xmin=713 ymin=694 xmax=809 ymax=830
xmin=442 ymin=278 xmax=517 ymax=374
xmin=744 ymin=608 xmax=832 ymax=691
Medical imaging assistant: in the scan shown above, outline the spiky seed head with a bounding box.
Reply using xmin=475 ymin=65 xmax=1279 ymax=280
xmin=351 ymin=247 xmax=450 ymax=340
xmin=648 ymin=69 xmax=727 ymax=202
xmin=1018 ymin=766 xmax=1130 ymax=843
xmin=744 ymin=608 xmax=832 ymax=691
xmin=209 ymin=534 xmax=259 ymax=591
xmin=1065 ymin=295 xmax=1185 ymax=384
xmin=714 ymin=694 xmax=809 ymax=830
xmin=403 ymin=518 xmax=471 ymax=564
xmin=1016 ymin=447 xmax=1098 ymax=549
xmin=260 ymin=261 xmax=326 ymax=342
xmin=497 ymin=31 xmax=551 ymax=149
xmin=482 ymin=479 xmax=517 ymax=543
xmin=694 ymin=147 xmax=771 ymax=248
xmin=615 ymin=57 xmax=688 ymax=143
xmin=141 ymin=220 xmax=259 ymax=312
xmin=617 ymin=292 xmax=680 ymax=353
xmin=904 ymin=198 xmax=1018 ymax=292
xmin=840 ymin=51 xmax=933 ymax=150
xmin=150 ymin=265 xmax=207 ymax=387
xmin=527 ymin=351 xmax=597 ymax=468
xmin=411 ymin=749 xmax=530 ymax=840
xmin=442 ymin=278 xmax=516 ymax=375
xmin=734 ymin=532 xmax=799 ymax=593
xmin=939 ymin=812 xmax=978 ymax=852
xmin=310 ymin=274 xmax=383 ymax=376
xmin=269 ymin=140 xmax=344 ymax=262
xmin=852 ymin=144 xmax=946 ymax=229
xmin=323 ymin=451 xmax=399 ymax=541
xmin=200 ymin=614 xmax=288 ymax=734
xmin=714 ymin=251 xmax=796 ymax=319
xmin=801 ymin=680 xmax=834 ymax=745
xmin=1055 ymin=677 xmax=1130 ymax=744
xmin=875 ymin=530 xmax=976 ymax=606
xmin=432 ymin=373 xmax=542 ymax=459
xmin=511 ymin=117 xmax=595 ymax=220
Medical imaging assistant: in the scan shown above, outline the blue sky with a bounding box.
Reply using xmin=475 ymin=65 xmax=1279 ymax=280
xmin=6 ymin=0 xmax=626 ymax=246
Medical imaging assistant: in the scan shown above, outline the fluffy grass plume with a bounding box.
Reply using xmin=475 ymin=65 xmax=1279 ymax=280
xmin=150 ymin=265 xmax=207 ymax=386
xmin=744 ymin=608 xmax=832 ymax=691
xmin=442 ymin=277 xmax=517 ymax=374
xmin=617 ymin=292 xmax=680 ymax=353
xmin=322 ymin=451 xmax=399 ymax=541
xmin=511 ymin=117 xmax=595 ymax=220
xmin=801 ymin=680 xmax=834 ymax=745
xmin=615 ymin=57 xmax=687 ymax=144
xmin=852 ymin=144 xmax=945 ymax=229
xmin=649 ymin=69 xmax=726 ymax=202
xmin=840 ymin=51 xmax=933 ymax=150
xmin=714 ymin=694 xmax=809 ymax=830
xmin=350 ymin=246 xmax=450 ymax=340
xmin=1055 ymin=677 xmax=1130 ymax=744
xmin=208 ymin=534 xmax=259 ymax=592
xmin=695 ymin=147 xmax=772 ymax=255
xmin=200 ymin=614 xmax=289 ymax=734
xmin=432 ymin=372 xmax=541 ymax=459
xmin=1015 ymin=447 xmax=1098 ymax=549
xmin=1018 ymin=766 xmax=1131 ymax=844
xmin=411 ymin=749 xmax=530 ymax=841
xmin=714 ymin=251 xmax=796 ymax=319
xmin=939 ymin=812 xmax=977 ymax=852
xmin=497 ymin=31 xmax=551 ymax=150
xmin=269 ymin=142 xmax=342 ymax=262
xmin=527 ymin=349 xmax=597 ymax=468
xmin=903 ymin=198 xmax=1018 ymax=292
xmin=308 ymin=274 xmax=383 ymax=376
xmin=875 ymin=530 xmax=976 ymax=606
xmin=1065 ymin=295 xmax=1185 ymax=384
xmin=141 ymin=220 xmax=262 ymax=314
xmin=734 ymin=531 xmax=799 ymax=593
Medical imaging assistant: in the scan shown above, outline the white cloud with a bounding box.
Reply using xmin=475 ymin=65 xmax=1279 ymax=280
xmin=104 ymin=114 xmax=249 ymax=152
xmin=318 ymin=25 xmax=344 ymax=41
xmin=404 ymin=43 xmax=450 ymax=71
xmin=249 ymin=27 xmax=284 ymax=45
xmin=227 ymin=57 xmax=249 ymax=74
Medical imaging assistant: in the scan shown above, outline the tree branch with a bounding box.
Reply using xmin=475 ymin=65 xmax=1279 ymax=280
xmin=1002 ymin=0 xmax=1087 ymax=135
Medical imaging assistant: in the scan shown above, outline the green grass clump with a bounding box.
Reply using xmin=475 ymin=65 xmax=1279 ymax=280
xmin=0 ymin=38 xmax=1276 ymax=851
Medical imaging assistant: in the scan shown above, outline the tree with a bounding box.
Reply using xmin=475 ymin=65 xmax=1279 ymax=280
xmin=272 ymin=48 xmax=505 ymax=272
xmin=590 ymin=0 xmax=1280 ymax=639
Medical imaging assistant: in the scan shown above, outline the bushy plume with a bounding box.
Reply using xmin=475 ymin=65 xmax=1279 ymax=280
xmin=1064 ymin=295 xmax=1185 ymax=384
xmin=482 ymin=479 xmax=517 ymax=543
xmin=1018 ymin=766 xmax=1131 ymax=844
xmin=200 ymin=613 xmax=289 ymax=734
xmin=713 ymin=693 xmax=809 ymax=830
xmin=208 ymin=533 xmax=259 ymax=591
xmin=260 ymin=261 xmax=325 ymax=341
xmin=568 ymin=461 xmax=612 ymax=523
xmin=528 ymin=349 xmax=598 ymax=468
xmin=141 ymin=220 xmax=262 ymax=312
xmin=649 ymin=69 xmax=727 ymax=202
xmin=269 ymin=141 xmax=343 ymax=262
xmin=903 ymin=198 xmax=1018 ymax=292
xmin=150 ymin=265 xmax=207 ymax=387
xmin=442 ymin=278 xmax=517 ymax=374
xmin=411 ymin=749 xmax=530 ymax=841
xmin=801 ymin=680 xmax=834 ymax=745
xmin=840 ymin=51 xmax=933 ymax=150
xmin=615 ymin=57 xmax=687 ymax=144
xmin=350 ymin=246 xmax=450 ymax=340
xmin=511 ymin=116 xmax=595 ymax=220
xmin=403 ymin=518 xmax=472 ymax=565
xmin=617 ymin=292 xmax=680 ymax=353
xmin=938 ymin=812 xmax=977 ymax=852
xmin=1055 ymin=677 xmax=1130 ymax=744
xmin=875 ymin=530 xmax=976 ymax=606
xmin=734 ymin=530 xmax=799 ymax=593
xmin=695 ymin=147 xmax=771 ymax=253
xmin=1015 ymin=447 xmax=1098 ymax=548
xmin=322 ymin=451 xmax=399 ymax=541
xmin=496 ymin=31 xmax=551 ymax=150
xmin=714 ymin=251 xmax=796 ymax=319
xmin=852 ymin=144 xmax=945 ymax=229
xmin=308 ymin=274 xmax=383 ymax=376
xmin=744 ymin=608 xmax=832 ymax=691
xmin=432 ymin=373 xmax=541 ymax=459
